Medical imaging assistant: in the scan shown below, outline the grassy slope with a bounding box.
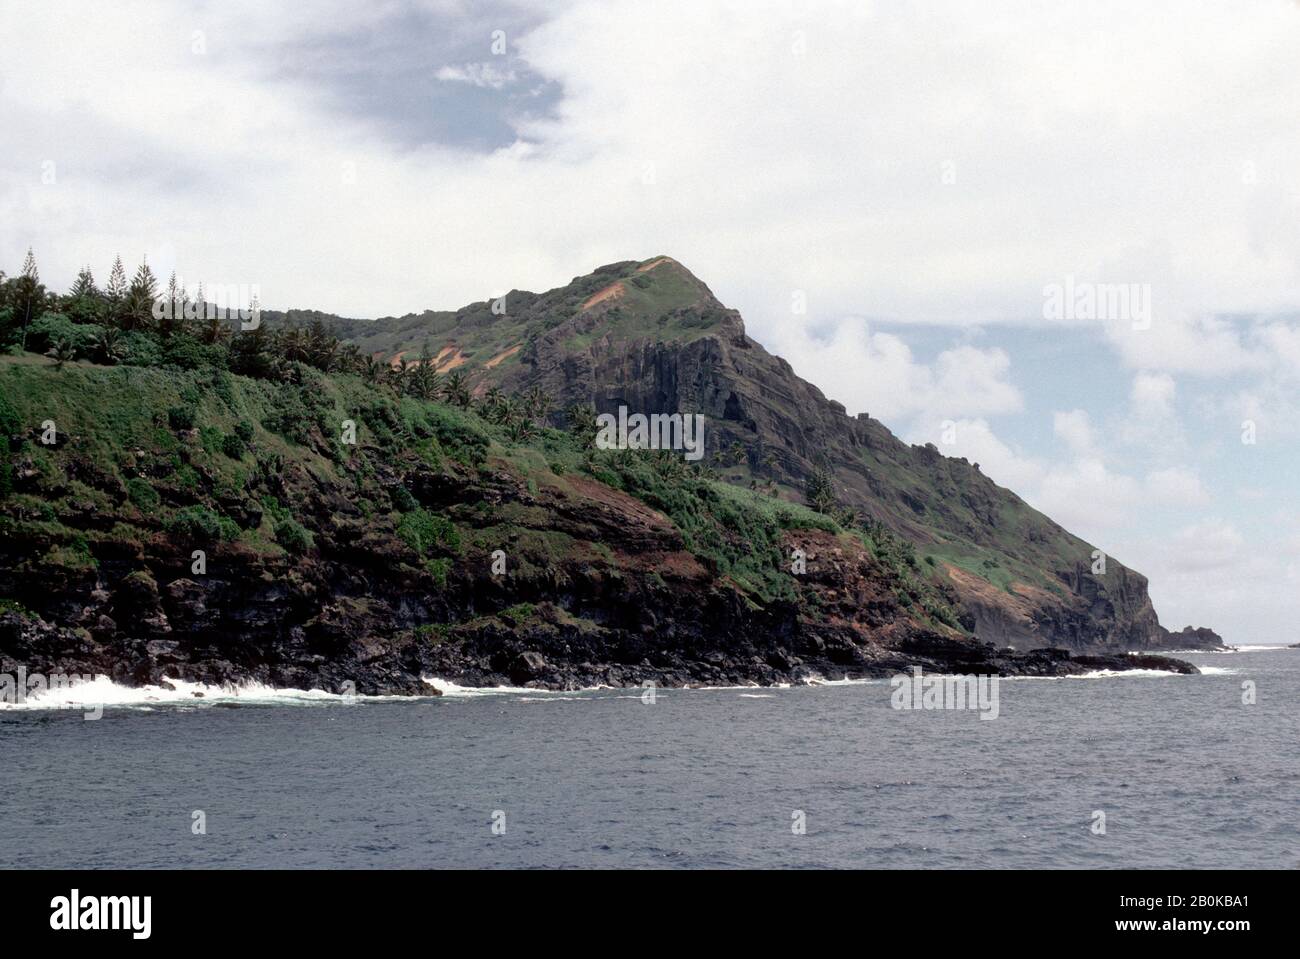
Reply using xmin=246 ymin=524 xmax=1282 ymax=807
xmin=316 ymin=256 xmax=723 ymax=368
xmin=321 ymin=257 xmax=1100 ymax=608
xmin=219 ymin=256 xmax=1130 ymax=624
xmin=0 ymin=354 xmax=957 ymax=635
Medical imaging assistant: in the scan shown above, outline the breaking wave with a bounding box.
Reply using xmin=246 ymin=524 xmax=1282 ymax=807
xmin=0 ymin=675 xmax=413 ymax=711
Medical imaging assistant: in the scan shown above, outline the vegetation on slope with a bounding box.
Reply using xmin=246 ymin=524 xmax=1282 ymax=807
xmin=0 ymin=250 xmax=958 ymax=647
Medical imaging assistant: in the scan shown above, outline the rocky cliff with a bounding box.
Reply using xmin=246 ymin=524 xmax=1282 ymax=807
xmin=0 ymin=255 xmax=1217 ymax=696
xmin=331 ymin=256 xmax=1222 ymax=655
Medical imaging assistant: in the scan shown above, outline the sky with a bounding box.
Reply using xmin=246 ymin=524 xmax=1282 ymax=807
xmin=2 ymin=0 xmax=1298 ymax=643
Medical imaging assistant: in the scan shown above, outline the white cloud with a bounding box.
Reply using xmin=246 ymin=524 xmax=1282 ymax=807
xmin=926 ymin=418 xmax=1047 ymax=495
xmin=765 ymin=322 xmax=1021 ymax=424
xmin=1053 ymin=409 xmax=1095 ymax=457
xmin=933 ymin=417 xmax=1211 ymax=540
xmin=1144 ymin=466 xmax=1210 ymax=506
xmin=1103 ymin=311 xmax=1265 ymax=376
xmin=3 ymin=0 xmax=1299 ymax=325
xmin=436 ymin=63 xmax=518 ymax=89
xmin=1166 ymin=521 xmax=1244 ymax=572
xmin=1132 ymin=372 xmax=1176 ymax=416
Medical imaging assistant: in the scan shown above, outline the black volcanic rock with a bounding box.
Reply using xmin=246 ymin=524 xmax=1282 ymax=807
xmin=1156 ymin=625 xmax=1227 ymax=650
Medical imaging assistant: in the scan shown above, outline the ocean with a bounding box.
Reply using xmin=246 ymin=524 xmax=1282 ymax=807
xmin=1 ymin=647 xmax=1296 ymax=869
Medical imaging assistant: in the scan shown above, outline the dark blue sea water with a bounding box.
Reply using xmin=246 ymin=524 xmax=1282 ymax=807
xmin=1 ymin=648 xmax=1296 ymax=868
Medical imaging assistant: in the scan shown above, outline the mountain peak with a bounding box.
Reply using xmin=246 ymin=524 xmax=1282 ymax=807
xmin=572 ymin=255 xmax=721 ymax=317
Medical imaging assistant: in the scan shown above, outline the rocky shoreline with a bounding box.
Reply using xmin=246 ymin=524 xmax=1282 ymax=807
xmin=0 ymin=609 xmax=1198 ymax=699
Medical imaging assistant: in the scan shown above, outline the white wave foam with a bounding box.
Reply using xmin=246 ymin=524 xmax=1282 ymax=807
xmin=1173 ymin=644 xmax=1291 ymax=654
xmin=1068 ymin=668 xmax=1188 ymax=679
xmin=421 ymin=677 xmax=618 ymax=697
xmin=421 ymin=677 xmax=526 ymax=697
xmin=802 ymin=675 xmax=881 ymax=687
xmin=0 ymin=675 xmax=407 ymax=711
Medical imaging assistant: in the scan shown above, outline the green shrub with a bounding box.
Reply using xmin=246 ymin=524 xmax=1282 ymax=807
xmin=162 ymin=334 xmax=226 ymax=371
xmin=121 ymin=331 xmax=163 ymax=367
xmin=234 ymin=420 xmax=254 ymax=444
xmin=221 ymin=432 xmax=246 ymax=459
xmin=500 ymin=602 xmax=537 ymax=622
xmin=426 ymin=405 xmax=490 ymax=466
xmin=425 ymin=556 xmax=452 ymax=586
xmin=390 ymin=485 xmax=417 ymax=512
xmin=260 ymin=495 xmax=291 ymax=523
xmin=167 ymin=405 xmax=197 ymax=430
xmin=0 ymin=597 xmax=34 ymax=619
xmin=174 ymin=464 xmax=200 ymax=491
xmin=415 ymin=623 xmax=452 ymax=644
xmin=359 ymin=398 xmax=402 ymax=446
xmin=162 ymin=334 xmax=202 ymax=370
xmin=26 ymin=313 xmax=97 ymax=357
xmin=262 ymin=383 xmax=331 ymax=445
xmin=199 ymin=425 xmax=222 ymax=454
xmin=125 ymin=477 xmax=160 ymax=510
xmin=396 ymin=508 xmax=461 ymax=556
xmin=210 ymin=370 xmax=236 ymax=407
xmin=168 ymin=505 xmax=223 ymax=541
xmin=274 ymin=517 xmax=313 ymax=554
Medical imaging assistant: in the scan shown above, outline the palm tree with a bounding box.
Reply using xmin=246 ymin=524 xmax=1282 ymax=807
xmin=385 ymin=358 xmax=410 ymax=394
xmin=507 ymin=406 xmax=537 ymax=442
xmin=565 ymin=402 xmax=598 ymax=445
xmin=805 ymin=463 xmax=837 ymax=514
xmin=46 ymin=338 xmax=76 ymax=368
xmin=94 ymin=327 xmax=124 ymax=365
xmin=496 ymin=396 xmax=517 ymax=429
xmin=361 ymin=355 xmax=385 ymax=385
xmin=304 ymin=319 xmax=340 ymax=371
xmin=338 ymin=343 xmax=362 ymax=375
xmin=523 ymin=386 xmax=552 ymax=421
xmin=280 ymin=327 xmax=311 ymax=364
xmin=311 ymin=338 xmax=339 ymax=372
xmin=481 ymin=386 xmax=506 ymax=422
xmin=409 ymin=361 xmax=440 ymax=400
xmin=443 ymin=371 xmax=471 ymax=408
xmin=760 ymin=452 xmax=780 ymax=493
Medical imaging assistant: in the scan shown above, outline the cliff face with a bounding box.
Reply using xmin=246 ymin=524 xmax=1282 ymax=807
xmin=0 ymin=255 xmax=1218 ymax=695
xmin=0 ymin=354 xmax=1197 ymax=693
xmin=338 ymin=256 xmax=1220 ymax=654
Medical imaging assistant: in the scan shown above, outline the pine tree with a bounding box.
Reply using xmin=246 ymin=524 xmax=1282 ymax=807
xmin=156 ymin=270 xmax=184 ymax=335
xmin=129 ymin=259 xmax=158 ymax=301
xmin=63 ymin=265 xmax=104 ymax=325
xmin=106 ymin=256 xmax=128 ymax=301
xmin=69 ymin=266 xmax=97 ymax=299
xmin=12 ymin=248 xmax=48 ymax=349
xmin=229 ymin=325 xmax=273 ymax=378
xmin=122 ymin=258 xmax=158 ymax=331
